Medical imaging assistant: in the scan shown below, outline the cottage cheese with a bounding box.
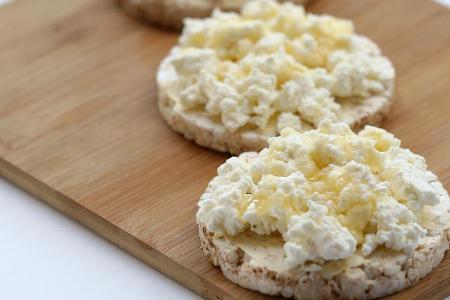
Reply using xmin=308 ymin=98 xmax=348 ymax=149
xmin=163 ymin=0 xmax=395 ymax=133
xmin=196 ymin=121 xmax=450 ymax=267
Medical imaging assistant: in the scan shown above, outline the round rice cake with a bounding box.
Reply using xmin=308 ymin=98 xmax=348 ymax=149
xmin=157 ymin=0 xmax=395 ymax=154
xmin=196 ymin=121 xmax=450 ymax=299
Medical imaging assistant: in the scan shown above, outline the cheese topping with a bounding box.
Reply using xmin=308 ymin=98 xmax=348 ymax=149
xmin=196 ymin=121 xmax=450 ymax=267
xmin=162 ymin=0 xmax=395 ymax=133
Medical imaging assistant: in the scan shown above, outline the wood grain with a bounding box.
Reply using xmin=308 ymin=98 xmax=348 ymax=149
xmin=0 ymin=0 xmax=449 ymax=299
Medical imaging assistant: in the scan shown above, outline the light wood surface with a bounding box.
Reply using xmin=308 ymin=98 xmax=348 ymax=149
xmin=0 ymin=0 xmax=449 ymax=299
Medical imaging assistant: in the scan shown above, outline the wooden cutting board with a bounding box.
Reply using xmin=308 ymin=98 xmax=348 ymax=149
xmin=1 ymin=0 xmax=449 ymax=299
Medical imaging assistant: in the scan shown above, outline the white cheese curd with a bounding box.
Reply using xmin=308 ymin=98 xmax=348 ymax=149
xmin=276 ymin=112 xmax=302 ymax=133
xmin=284 ymin=200 xmax=357 ymax=265
xmin=196 ymin=121 xmax=450 ymax=267
xmin=164 ymin=0 xmax=395 ymax=133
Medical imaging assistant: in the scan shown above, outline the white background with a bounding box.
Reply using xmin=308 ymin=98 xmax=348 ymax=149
xmin=0 ymin=178 xmax=199 ymax=300
xmin=0 ymin=0 xmax=449 ymax=300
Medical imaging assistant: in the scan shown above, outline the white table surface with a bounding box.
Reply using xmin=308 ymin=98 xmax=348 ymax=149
xmin=0 ymin=178 xmax=200 ymax=300
xmin=1 ymin=1 xmax=449 ymax=300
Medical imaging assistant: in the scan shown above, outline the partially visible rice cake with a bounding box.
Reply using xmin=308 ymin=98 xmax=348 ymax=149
xmin=117 ymin=0 xmax=312 ymax=29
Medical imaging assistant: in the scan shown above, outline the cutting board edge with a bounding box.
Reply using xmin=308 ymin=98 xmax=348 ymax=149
xmin=0 ymin=157 xmax=231 ymax=300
